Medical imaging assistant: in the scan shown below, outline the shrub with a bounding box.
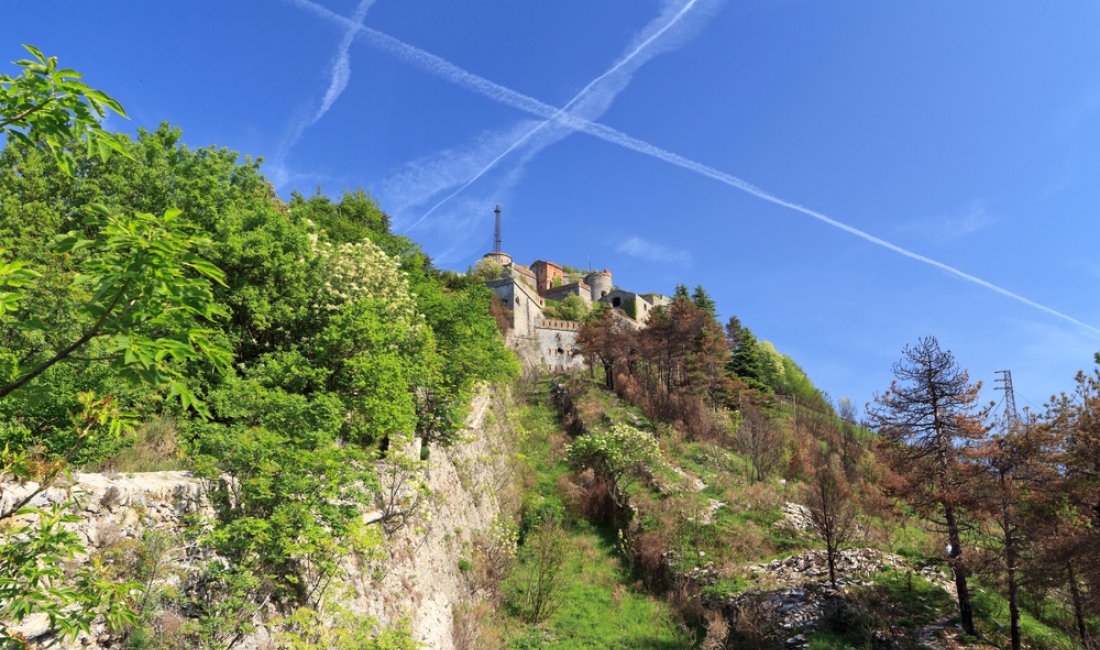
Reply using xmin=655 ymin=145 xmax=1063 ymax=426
xmin=508 ymin=515 xmax=567 ymax=625
xmin=567 ymin=423 xmax=661 ymax=491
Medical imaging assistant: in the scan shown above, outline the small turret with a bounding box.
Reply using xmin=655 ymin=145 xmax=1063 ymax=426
xmin=585 ymin=269 xmax=612 ymax=302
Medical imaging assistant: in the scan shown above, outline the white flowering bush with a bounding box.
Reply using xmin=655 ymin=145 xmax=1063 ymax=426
xmin=566 ymin=422 xmax=662 ymax=485
xmin=312 ymin=236 xmax=421 ymax=329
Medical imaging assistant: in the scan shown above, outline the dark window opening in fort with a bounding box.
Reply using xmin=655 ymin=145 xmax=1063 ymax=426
xmin=611 ymin=296 xmax=621 ymax=307
xmin=601 ymin=290 xmax=608 ymax=297
xmin=556 ymin=347 xmax=564 ymax=354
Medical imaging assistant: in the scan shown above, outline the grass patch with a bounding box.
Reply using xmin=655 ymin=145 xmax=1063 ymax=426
xmin=701 ymin=576 xmax=747 ymax=599
xmin=507 ymin=519 xmax=688 ymax=649
xmin=971 ymin=587 xmax=1080 ymax=650
xmin=504 ymin=382 xmax=689 ymax=649
xmin=807 ymin=628 xmax=861 ymax=650
xmin=83 ymin=416 xmax=187 ymax=473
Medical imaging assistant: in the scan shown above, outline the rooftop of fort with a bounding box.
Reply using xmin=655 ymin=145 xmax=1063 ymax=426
xmin=478 ymin=205 xmax=669 ymax=326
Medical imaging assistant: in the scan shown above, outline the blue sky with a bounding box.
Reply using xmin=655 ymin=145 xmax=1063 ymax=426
xmin=7 ymin=1 xmax=1100 ymax=417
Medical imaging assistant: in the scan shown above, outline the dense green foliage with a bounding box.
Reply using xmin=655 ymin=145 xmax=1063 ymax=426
xmin=542 ymin=294 xmax=590 ymax=322
xmin=0 ymin=49 xmax=517 ymax=647
xmin=725 ymin=316 xmax=831 ymax=412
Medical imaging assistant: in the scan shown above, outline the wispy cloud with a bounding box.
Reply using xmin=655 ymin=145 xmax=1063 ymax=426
xmin=269 ymin=0 xmax=377 ymax=188
xmin=942 ymin=200 xmax=995 ymax=239
xmin=380 ymin=120 xmax=542 ymax=216
xmin=289 ymin=2 xmax=1100 ymax=337
xmin=1071 ymin=259 xmax=1100 ymax=281
xmin=903 ymin=199 xmax=995 ymax=242
xmin=616 ymin=236 xmax=692 ymax=265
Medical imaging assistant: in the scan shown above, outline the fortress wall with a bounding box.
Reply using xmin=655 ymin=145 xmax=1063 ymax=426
xmin=488 ymin=278 xmax=544 ymax=338
xmin=535 ymin=319 xmax=585 ymax=372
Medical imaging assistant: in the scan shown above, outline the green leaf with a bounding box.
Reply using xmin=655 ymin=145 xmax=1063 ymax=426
xmin=87 ymin=203 xmax=112 ymax=217
xmin=52 ymin=232 xmax=92 ymax=254
xmin=21 ymin=44 xmax=46 ymax=64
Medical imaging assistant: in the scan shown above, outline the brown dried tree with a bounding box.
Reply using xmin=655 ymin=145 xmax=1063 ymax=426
xmin=972 ymin=413 xmax=1051 ymax=650
xmin=799 ymin=413 xmax=861 ymax=587
xmin=867 ymin=336 xmax=988 ymax=637
xmin=1035 ymin=364 xmax=1100 ymax=648
xmin=577 ymin=307 xmax=633 ymax=390
xmin=802 ymin=444 xmax=858 ymax=586
xmin=736 ymin=397 xmax=784 ymax=483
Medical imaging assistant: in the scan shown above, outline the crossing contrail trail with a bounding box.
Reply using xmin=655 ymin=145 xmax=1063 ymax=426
xmin=316 ymin=0 xmax=377 ymax=122
xmin=271 ymin=0 xmax=376 ymax=187
xmin=287 ymin=0 xmax=1100 ymax=337
xmin=405 ymin=0 xmax=702 ymax=232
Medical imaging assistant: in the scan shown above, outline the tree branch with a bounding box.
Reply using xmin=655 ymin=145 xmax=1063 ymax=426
xmin=0 ymin=279 xmax=130 ymax=399
xmin=0 ymin=96 xmax=57 ymax=131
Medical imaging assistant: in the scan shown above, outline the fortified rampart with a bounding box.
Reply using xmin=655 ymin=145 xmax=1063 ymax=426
xmin=535 ymin=318 xmax=584 ymax=372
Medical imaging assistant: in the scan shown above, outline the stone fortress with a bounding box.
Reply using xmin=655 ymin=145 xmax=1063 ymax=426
xmin=480 ymin=206 xmax=671 ymax=371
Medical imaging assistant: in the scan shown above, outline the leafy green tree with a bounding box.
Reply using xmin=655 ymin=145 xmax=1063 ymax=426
xmin=543 ymin=294 xmax=589 ymax=321
xmin=288 ymin=189 xmax=391 ymax=245
xmin=469 ymin=258 xmax=505 ymax=283
xmin=0 ymin=44 xmax=129 ymax=174
xmin=568 ymin=423 xmax=661 ymax=505
xmin=189 ymin=383 xmax=380 ymax=608
xmin=726 ymin=323 xmax=771 ymax=394
xmin=312 ymin=299 xmax=428 ymax=445
xmin=0 ymin=48 xmax=230 ymax=645
xmin=1 ymin=206 xmax=229 ymax=405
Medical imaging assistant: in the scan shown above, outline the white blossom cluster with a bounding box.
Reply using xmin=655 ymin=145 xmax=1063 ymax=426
xmin=312 ymin=237 xmax=421 ymax=329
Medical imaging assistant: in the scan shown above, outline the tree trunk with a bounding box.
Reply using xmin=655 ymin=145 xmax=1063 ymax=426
xmin=1068 ymin=561 xmax=1090 ymax=649
xmin=944 ymin=502 xmax=976 ymax=636
xmin=1004 ymin=523 xmax=1020 ymax=650
xmin=998 ymin=474 xmax=1020 ymax=650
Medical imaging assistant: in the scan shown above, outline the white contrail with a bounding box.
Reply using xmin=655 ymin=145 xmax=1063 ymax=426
xmin=317 ymin=0 xmax=376 ymax=122
xmin=270 ymin=0 xmax=376 ymax=186
xmin=289 ymin=0 xmax=1100 ymax=337
xmin=405 ymin=0 xmax=702 ymax=232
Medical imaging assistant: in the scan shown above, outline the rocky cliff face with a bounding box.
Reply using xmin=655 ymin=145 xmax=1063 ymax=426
xmin=3 ymin=471 xmax=214 ymax=646
xmin=349 ymin=386 xmax=517 ymax=648
xmin=3 ymin=385 xmax=519 ymax=649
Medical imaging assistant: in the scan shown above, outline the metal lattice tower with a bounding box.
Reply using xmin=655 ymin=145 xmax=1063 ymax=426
xmin=994 ymin=369 xmax=1018 ymax=423
xmin=493 ymin=204 xmax=502 ymax=254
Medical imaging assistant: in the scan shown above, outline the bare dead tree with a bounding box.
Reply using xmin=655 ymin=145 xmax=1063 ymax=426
xmin=736 ymin=398 xmax=784 ymax=483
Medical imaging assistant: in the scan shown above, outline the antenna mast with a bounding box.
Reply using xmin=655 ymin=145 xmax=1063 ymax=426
xmin=493 ymin=205 xmax=502 ymax=254
xmin=994 ymin=369 xmax=1018 ymax=423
